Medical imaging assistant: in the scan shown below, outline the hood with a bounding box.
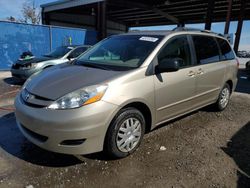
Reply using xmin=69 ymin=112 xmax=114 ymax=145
xmin=26 ymin=64 xmax=124 ymax=100
xmin=16 ymin=56 xmax=53 ymax=65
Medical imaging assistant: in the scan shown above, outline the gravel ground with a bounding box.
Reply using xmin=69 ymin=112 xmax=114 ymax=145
xmin=0 ymin=70 xmax=249 ymax=188
xmin=0 ymin=74 xmax=22 ymax=107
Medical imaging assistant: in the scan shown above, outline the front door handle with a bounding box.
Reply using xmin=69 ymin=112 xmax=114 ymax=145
xmin=188 ymin=71 xmax=195 ymax=77
xmin=197 ymin=68 xmax=204 ymax=75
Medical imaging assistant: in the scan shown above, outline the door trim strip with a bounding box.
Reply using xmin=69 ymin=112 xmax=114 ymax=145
xmin=157 ymin=87 xmax=220 ymax=111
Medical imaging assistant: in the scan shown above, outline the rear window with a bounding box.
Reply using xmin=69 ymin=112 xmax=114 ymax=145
xmin=192 ymin=35 xmax=220 ymax=64
xmin=217 ymin=38 xmax=235 ymax=61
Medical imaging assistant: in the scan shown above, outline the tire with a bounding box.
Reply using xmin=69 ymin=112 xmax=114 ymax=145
xmin=104 ymin=107 xmax=145 ymax=158
xmin=214 ymin=83 xmax=231 ymax=111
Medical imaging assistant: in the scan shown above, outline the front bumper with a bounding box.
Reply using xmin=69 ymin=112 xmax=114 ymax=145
xmin=15 ymin=94 xmax=119 ymax=155
xmin=11 ymin=68 xmax=40 ymax=80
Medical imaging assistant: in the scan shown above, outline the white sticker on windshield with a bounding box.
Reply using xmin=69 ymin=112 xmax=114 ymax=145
xmin=139 ymin=36 xmax=159 ymax=42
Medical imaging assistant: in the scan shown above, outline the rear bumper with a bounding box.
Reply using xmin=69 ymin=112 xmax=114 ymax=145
xmin=15 ymin=94 xmax=119 ymax=155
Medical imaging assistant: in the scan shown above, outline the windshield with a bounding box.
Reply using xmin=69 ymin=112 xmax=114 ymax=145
xmin=44 ymin=46 xmax=73 ymax=58
xmin=76 ymin=35 xmax=164 ymax=70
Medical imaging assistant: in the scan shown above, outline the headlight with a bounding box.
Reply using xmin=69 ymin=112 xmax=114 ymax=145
xmin=48 ymin=84 xmax=108 ymax=110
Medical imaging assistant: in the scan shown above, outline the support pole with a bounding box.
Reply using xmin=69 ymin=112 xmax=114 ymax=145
xmin=125 ymin=26 xmax=129 ymax=32
xmin=224 ymin=0 xmax=233 ymax=34
xmin=96 ymin=1 xmax=107 ymax=41
xmin=101 ymin=1 xmax=107 ymax=39
xmin=234 ymin=0 xmax=246 ymax=53
xmin=205 ymin=0 xmax=215 ymax=30
xmin=96 ymin=2 xmax=102 ymax=41
xmin=41 ymin=9 xmax=50 ymax=25
xmin=177 ymin=22 xmax=185 ymax=27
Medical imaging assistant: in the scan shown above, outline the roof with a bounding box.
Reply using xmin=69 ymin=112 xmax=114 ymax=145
xmin=41 ymin=0 xmax=250 ymax=27
xmin=126 ymin=30 xmax=172 ymax=36
xmin=123 ymin=28 xmax=226 ymax=39
xmin=41 ymin=0 xmax=104 ymax=12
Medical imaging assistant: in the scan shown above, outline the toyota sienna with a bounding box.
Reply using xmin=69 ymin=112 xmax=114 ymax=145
xmin=15 ymin=29 xmax=238 ymax=158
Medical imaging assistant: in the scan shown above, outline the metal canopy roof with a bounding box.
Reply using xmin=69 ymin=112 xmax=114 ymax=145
xmin=42 ymin=0 xmax=250 ymax=27
xmin=41 ymin=0 xmax=104 ymax=12
xmin=41 ymin=0 xmax=248 ymax=52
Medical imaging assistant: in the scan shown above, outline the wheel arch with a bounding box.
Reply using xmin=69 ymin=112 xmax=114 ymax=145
xmin=226 ymin=80 xmax=233 ymax=93
xmin=121 ymin=102 xmax=152 ymax=133
xmin=43 ymin=64 xmax=54 ymax=69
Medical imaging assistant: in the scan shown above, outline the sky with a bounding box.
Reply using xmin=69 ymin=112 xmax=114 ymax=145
xmin=0 ymin=0 xmax=250 ymax=51
xmin=0 ymin=0 xmax=54 ymax=20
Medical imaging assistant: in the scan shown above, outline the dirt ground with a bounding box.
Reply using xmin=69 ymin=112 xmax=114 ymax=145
xmin=0 ymin=70 xmax=249 ymax=188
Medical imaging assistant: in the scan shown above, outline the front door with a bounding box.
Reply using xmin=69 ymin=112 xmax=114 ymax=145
xmin=154 ymin=35 xmax=196 ymax=125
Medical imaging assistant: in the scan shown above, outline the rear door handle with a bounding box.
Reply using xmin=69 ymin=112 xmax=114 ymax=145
xmin=188 ymin=71 xmax=195 ymax=77
xmin=197 ymin=68 xmax=204 ymax=75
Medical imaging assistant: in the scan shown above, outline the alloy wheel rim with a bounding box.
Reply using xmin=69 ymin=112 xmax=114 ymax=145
xmin=220 ymin=88 xmax=230 ymax=108
xmin=116 ymin=117 xmax=142 ymax=153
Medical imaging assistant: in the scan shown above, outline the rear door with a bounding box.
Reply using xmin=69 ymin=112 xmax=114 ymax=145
xmin=154 ymin=35 xmax=197 ymax=124
xmin=191 ymin=35 xmax=226 ymax=107
xmin=216 ymin=38 xmax=238 ymax=88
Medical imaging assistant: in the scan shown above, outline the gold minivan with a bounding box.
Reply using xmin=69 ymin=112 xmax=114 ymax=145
xmin=15 ymin=29 xmax=238 ymax=158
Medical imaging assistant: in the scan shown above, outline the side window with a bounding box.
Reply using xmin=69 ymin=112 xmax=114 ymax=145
xmin=158 ymin=35 xmax=192 ymax=68
xmin=193 ymin=35 xmax=220 ymax=64
xmin=217 ymin=38 xmax=235 ymax=60
xmin=69 ymin=47 xmax=88 ymax=58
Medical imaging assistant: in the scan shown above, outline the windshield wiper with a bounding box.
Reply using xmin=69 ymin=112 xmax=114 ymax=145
xmin=78 ymin=62 xmax=111 ymax=70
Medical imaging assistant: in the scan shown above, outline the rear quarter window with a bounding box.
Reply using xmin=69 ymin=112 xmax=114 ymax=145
xmin=216 ymin=38 xmax=235 ymax=61
xmin=192 ymin=35 xmax=220 ymax=65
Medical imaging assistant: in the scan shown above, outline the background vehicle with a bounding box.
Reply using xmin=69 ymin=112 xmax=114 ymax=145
xmin=11 ymin=45 xmax=91 ymax=80
xmin=237 ymin=51 xmax=250 ymax=58
xmin=15 ymin=29 xmax=238 ymax=158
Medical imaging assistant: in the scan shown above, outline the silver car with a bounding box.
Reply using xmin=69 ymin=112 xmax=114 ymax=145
xmin=15 ymin=29 xmax=238 ymax=158
xmin=11 ymin=45 xmax=90 ymax=80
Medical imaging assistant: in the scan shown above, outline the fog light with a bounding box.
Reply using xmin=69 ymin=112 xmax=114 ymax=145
xmin=60 ymin=139 xmax=86 ymax=146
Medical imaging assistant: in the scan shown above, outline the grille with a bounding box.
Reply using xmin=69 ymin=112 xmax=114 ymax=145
xmin=12 ymin=64 xmax=21 ymax=69
xmin=12 ymin=63 xmax=31 ymax=69
xmin=21 ymin=89 xmax=53 ymax=108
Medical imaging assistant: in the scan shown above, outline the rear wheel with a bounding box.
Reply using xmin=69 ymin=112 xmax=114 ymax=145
xmin=104 ymin=107 xmax=145 ymax=158
xmin=214 ymin=83 xmax=231 ymax=111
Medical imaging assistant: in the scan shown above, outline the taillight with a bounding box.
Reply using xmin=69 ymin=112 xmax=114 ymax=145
xmin=236 ymin=58 xmax=240 ymax=68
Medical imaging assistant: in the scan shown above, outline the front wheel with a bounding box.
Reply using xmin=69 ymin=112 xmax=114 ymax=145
xmin=104 ymin=107 xmax=145 ymax=158
xmin=214 ymin=83 xmax=231 ymax=111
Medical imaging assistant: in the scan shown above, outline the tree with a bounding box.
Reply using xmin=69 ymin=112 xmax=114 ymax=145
xmin=20 ymin=0 xmax=41 ymax=24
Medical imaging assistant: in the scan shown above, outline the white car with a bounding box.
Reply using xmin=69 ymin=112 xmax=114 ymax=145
xmin=11 ymin=45 xmax=91 ymax=80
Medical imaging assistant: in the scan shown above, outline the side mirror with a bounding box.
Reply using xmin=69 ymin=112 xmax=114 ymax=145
xmin=156 ymin=58 xmax=183 ymax=73
xmin=67 ymin=54 xmax=74 ymax=60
